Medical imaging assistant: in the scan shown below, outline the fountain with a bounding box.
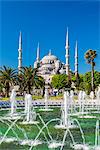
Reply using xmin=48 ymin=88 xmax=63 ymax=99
xmin=90 ymin=91 xmax=95 ymax=107
xmin=24 ymin=93 xmax=28 ymax=114
xmin=39 ymin=87 xmax=53 ymax=111
xmin=55 ymin=91 xmax=77 ymax=129
xmin=95 ymin=120 xmax=100 ymax=148
xmin=78 ymin=91 xmax=97 ymax=118
xmin=78 ymin=90 xmax=83 ymax=112
xmin=2 ymin=89 xmax=21 ymax=120
xmin=10 ymin=89 xmax=17 ymax=115
xmin=96 ymin=88 xmax=100 ymax=112
xmin=78 ymin=91 xmax=87 ymax=114
xmin=70 ymin=90 xmax=75 ymax=114
xmin=21 ymin=94 xmax=39 ymax=124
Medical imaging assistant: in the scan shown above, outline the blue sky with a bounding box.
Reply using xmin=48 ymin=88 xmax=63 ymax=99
xmin=0 ymin=0 xmax=100 ymax=74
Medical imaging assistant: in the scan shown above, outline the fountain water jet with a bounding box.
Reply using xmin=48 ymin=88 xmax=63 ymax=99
xmin=22 ymin=94 xmax=38 ymax=124
xmin=90 ymin=91 xmax=95 ymax=108
xmin=55 ymin=91 xmax=77 ymax=129
xmin=0 ymin=117 xmax=21 ymax=145
xmin=3 ymin=89 xmax=21 ymax=120
xmin=29 ymin=118 xmax=60 ymax=150
xmin=96 ymin=88 xmax=100 ymax=113
xmin=70 ymin=90 xmax=76 ymax=114
xmin=39 ymin=88 xmax=53 ymax=111
xmin=95 ymin=120 xmax=100 ymax=147
xmin=10 ymin=89 xmax=17 ymax=115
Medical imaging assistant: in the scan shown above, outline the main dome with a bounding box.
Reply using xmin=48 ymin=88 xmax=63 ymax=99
xmin=41 ymin=51 xmax=58 ymax=64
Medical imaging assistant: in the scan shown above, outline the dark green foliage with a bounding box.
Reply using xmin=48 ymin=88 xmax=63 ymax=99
xmin=0 ymin=66 xmax=17 ymax=97
xmin=17 ymin=66 xmax=45 ymax=94
xmin=76 ymin=71 xmax=100 ymax=94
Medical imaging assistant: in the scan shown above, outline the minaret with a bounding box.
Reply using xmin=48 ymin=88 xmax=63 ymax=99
xmin=18 ymin=31 xmax=22 ymax=74
xmin=36 ymin=42 xmax=40 ymax=62
xmin=75 ymin=40 xmax=78 ymax=76
xmin=65 ymin=27 xmax=70 ymax=75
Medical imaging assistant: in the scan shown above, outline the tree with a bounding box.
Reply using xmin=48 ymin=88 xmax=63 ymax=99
xmin=71 ymin=74 xmax=83 ymax=90
xmin=76 ymin=71 xmax=100 ymax=94
xmin=84 ymin=49 xmax=97 ymax=91
xmin=17 ymin=66 xmax=44 ymax=94
xmin=51 ymin=74 xmax=70 ymax=91
xmin=0 ymin=66 xmax=17 ymax=97
xmin=94 ymin=71 xmax=100 ymax=88
xmin=71 ymin=71 xmax=100 ymax=94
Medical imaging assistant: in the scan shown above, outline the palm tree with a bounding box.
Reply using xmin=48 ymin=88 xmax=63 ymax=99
xmin=18 ymin=66 xmax=44 ymax=94
xmin=84 ymin=49 xmax=97 ymax=91
xmin=0 ymin=66 xmax=17 ymax=97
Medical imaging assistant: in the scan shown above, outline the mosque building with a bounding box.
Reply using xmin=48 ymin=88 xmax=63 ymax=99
xmin=18 ymin=28 xmax=78 ymax=84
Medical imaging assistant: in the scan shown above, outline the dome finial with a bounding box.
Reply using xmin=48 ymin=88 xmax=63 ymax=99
xmin=48 ymin=49 xmax=51 ymax=55
xmin=36 ymin=42 xmax=40 ymax=62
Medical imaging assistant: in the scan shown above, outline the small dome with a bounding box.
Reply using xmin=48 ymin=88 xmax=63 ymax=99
xmin=34 ymin=61 xmax=38 ymax=68
xmin=59 ymin=68 xmax=65 ymax=74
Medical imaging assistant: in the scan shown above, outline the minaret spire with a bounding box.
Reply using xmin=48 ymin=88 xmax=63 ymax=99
xmin=18 ymin=31 xmax=22 ymax=74
xmin=65 ymin=27 xmax=70 ymax=75
xmin=36 ymin=42 xmax=40 ymax=62
xmin=75 ymin=40 xmax=78 ymax=76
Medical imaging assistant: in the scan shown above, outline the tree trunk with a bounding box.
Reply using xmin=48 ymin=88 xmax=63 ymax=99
xmin=91 ymin=61 xmax=94 ymax=91
xmin=42 ymin=86 xmax=45 ymax=97
xmin=28 ymin=85 xmax=31 ymax=94
xmin=5 ymin=82 xmax=10 ymax=97
xmin=28 ymin=82 xmax=31 ymax=94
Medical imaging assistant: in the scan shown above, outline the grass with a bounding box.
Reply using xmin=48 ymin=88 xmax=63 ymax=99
xmin=0 ymin=94 xmax=78 ymax=101
xmin=0 ymin=97 xmax=23 ymax=101
xmin=50 ymin=94 xmax=63 ymax=100
xmin=32 ymin=95 xmax=43 ymax=100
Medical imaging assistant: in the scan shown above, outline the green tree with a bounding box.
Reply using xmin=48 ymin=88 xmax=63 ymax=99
xmin=94 ymin=71 xmax=100 ymax=88
xmin=51 ymin=74 xmax=70 ymax=91
xmin=0 ymin=66 xmax=17 ymax=97
xmin=84 ymin=49 xmax=97 ymax=91
xmin=71 ymin=74 xmax=83 ymax=90
xmin=82 ymin=71 xmax=100 ymax=94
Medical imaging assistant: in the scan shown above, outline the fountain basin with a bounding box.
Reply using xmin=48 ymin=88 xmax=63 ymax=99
xmin=0 ymin=137 xmax=17 ymax=143
xmin=39 ymin=108 xmax=53 ymax=112
xmin=78 ymin=115 xmax=97 ymax=119
xmin=48 ymin=141 xmax=63 ymax=148
xmin=20 ymin=139 xmax=42 ymax=146
xmin=20 ymin=121 xmax=39 ymax=125
xmin=55 ymin=124 xmax=78 ymax=129
xmin=72 ymin=144 xmax=90 ymax=150
xmin=2 ymin=114 xmax=21 ymax=120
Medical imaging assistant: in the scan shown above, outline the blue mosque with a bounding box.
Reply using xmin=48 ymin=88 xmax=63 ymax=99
xmin=18 ymin=28 xmax=78 ymax=83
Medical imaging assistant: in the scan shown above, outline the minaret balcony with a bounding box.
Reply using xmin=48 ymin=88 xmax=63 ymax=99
xmin=65 ymin=46 xmax=69 ymax=49
xmin=65 ymin=55 xmax=69 ymax=58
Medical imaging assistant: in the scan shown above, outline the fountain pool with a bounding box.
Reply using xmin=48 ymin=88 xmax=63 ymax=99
xmin=0 ymin=90 xmax=100 ymax=150
xmin=0 ymin=107 xmax=99 ymax=150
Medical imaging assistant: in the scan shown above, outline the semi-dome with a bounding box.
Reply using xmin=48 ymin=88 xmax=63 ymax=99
xmin=41 ymin=63 xmax=54 ymax=69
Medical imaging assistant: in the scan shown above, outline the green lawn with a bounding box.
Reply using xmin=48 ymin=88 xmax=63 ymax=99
xmin=0 ymin=94 xmax=78 ymax=101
